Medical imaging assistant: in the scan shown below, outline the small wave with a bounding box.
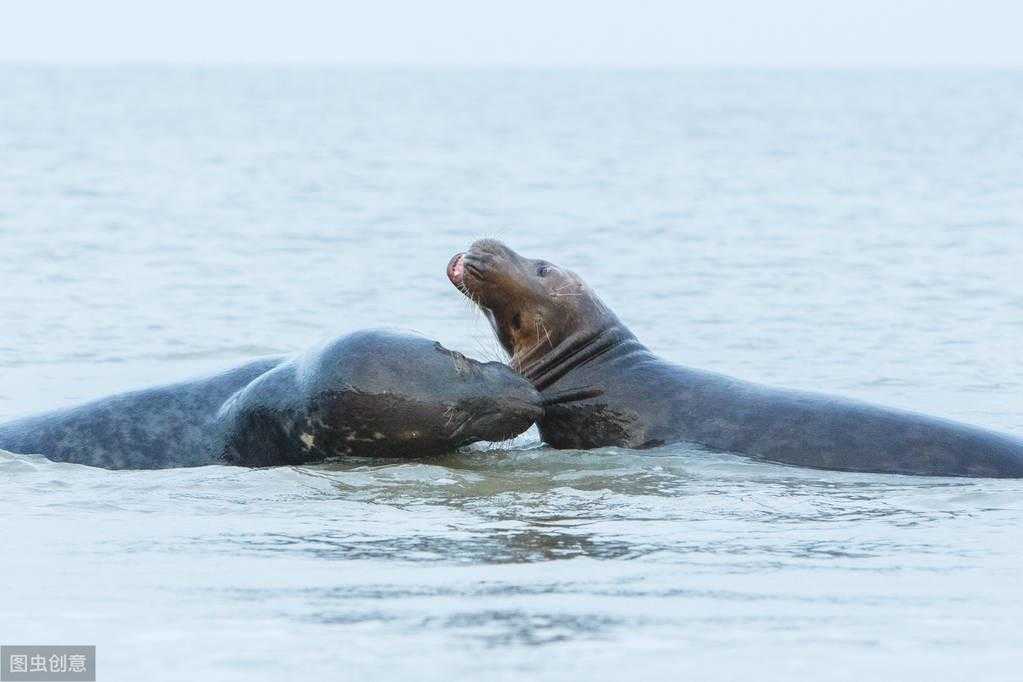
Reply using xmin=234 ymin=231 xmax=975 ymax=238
xmin=0 ymin=449 xmax=43 ymax=473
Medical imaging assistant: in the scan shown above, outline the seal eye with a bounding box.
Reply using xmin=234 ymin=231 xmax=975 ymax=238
xmin=536 ymin=263 xmax=550 ymax=277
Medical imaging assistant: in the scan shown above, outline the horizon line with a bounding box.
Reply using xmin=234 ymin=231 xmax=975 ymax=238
xmin=2 ymin=59 xmax=1023 ymax=71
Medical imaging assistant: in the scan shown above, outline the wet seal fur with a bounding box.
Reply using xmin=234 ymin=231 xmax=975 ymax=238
xmin=448 ymin=240 xmax=1023 ymax=478
xmin=0 ymin=330 xmax=544 ymax=469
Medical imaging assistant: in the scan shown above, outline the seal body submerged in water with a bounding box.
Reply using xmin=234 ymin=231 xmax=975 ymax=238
xmin=0 ymin=330 xmax=544 ymax=469
xmin=448 ymin=240 xmax=1023 ymax=478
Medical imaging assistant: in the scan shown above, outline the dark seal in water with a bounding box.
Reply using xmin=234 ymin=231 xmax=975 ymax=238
xmin=0 ymin=329 xmax=557 ymax=469
xmin=448 ymin=240 xmax=1023 ymax=478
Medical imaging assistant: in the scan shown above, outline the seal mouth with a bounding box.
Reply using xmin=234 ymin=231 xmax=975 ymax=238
xmin=447 ymin=252 xmax=466 ymax=288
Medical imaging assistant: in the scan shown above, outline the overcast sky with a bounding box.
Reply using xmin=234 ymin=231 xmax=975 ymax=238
xmin=2 ymin=0 xmax=1022 ymax=67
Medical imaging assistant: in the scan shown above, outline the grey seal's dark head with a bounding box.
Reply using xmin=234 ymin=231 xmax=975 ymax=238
xmin=296 ymin=329 xmax=544 ymax=457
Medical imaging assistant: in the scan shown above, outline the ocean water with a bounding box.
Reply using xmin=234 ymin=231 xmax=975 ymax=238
xmin=1 ymin=67 xmax=1022 ymax=680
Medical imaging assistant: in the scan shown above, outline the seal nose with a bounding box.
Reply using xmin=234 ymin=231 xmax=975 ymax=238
xmin=447 ymin=252 xmax=465 ymax=287
xmin=514 ymin=398 xmax=544 ymax=422
xmin=479 ymin=397 xmax=542 ymax=442
xmin=495 ymin=364 xmax=543 ymax=418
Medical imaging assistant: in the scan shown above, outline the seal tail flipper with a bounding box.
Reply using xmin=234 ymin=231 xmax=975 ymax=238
xmin=540 ymin=386 xmax=604 ymax=408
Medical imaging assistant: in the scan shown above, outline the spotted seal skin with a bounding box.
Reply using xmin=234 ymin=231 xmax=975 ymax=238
xmin=216 ymin=329 xmax=543 ymax=466
xmin=448 ymin=240 xmax=1023 ymax=478
xmin=0 ymin=330 xmax=543 ymax=469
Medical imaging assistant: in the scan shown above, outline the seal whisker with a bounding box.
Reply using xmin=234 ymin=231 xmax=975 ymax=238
xmin=539 ymin=317 xmax=553 ymax=349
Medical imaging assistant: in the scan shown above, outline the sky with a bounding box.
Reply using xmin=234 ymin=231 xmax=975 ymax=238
xmin=2 ymin=0 xmax=1022 ymax=67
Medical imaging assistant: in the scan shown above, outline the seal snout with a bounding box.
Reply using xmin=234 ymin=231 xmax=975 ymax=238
xmin=473 ymin=398 xmax=542 ymax=442
xmin=447 ymin=252 xmax=466 ymax=287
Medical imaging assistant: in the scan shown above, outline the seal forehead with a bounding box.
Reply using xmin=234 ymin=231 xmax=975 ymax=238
xmin=429 ymin=341 xmax=486 ymax=379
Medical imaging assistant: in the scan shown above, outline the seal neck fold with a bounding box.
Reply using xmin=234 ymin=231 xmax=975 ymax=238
xmin=515 ymin=324 xmax=640 ymax=391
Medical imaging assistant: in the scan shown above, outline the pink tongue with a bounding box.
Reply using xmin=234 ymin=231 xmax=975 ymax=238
xmin=448 ymin=253 xmax=465 ymax=285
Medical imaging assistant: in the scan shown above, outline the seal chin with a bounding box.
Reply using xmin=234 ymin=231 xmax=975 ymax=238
xmin=447 ymin=253 xmax=466 ymax=288
xmin=465 ymin=397 xmax=542 ymax=443
xmin=472 ymin=413 xmax=536 ymax=443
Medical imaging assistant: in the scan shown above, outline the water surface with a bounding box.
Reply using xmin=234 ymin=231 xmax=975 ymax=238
xmin=1 ymin=67 xmax=1021 ymax=680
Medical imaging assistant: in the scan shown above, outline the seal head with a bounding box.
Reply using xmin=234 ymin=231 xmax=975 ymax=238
xmin=219 ymin=330 xmax=546 ymax=464
xmin=448 ymin=240 xmax=631 ymax=387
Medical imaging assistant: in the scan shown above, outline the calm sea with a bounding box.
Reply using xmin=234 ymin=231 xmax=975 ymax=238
xmin=1 ymin=66 xmax=1021 ymax=680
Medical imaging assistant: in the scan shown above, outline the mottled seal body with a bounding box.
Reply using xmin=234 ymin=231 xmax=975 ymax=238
xmin=448 ymin=240 xmax=1023 ymax=478
xmin=216 ymin=330 xmax=544 ymax=466
xmin=0 ymin=330 xmax=543 ymax=469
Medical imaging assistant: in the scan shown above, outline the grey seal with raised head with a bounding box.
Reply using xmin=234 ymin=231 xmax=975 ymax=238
xmin=448 ymin=240 xmax=1023 ymax=478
